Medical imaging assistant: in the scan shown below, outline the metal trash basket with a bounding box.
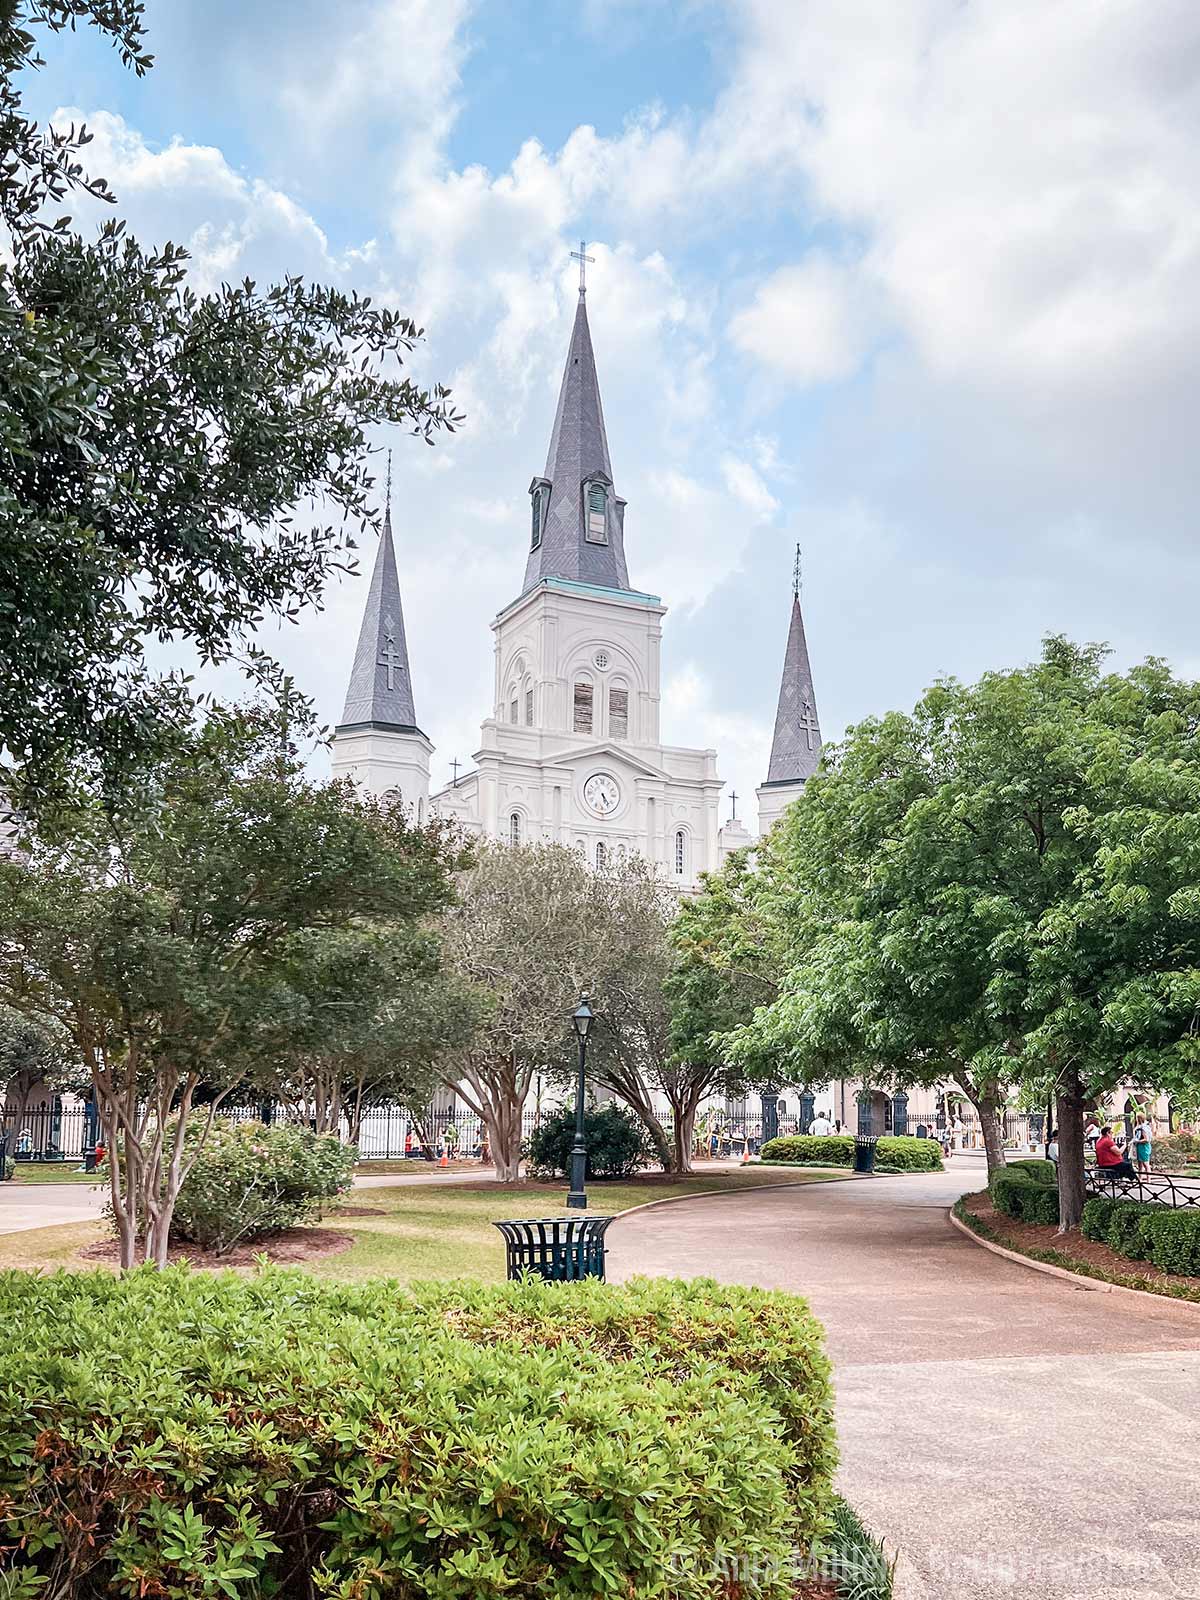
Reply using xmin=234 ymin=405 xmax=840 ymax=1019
xmin=493 ymin=1216 xmax=614 ymax=1282
xmin=853 ymin=1134 xmax=879 ymax=1174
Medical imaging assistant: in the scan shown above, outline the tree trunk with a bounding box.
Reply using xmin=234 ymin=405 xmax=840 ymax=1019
xmin=1055 ymin=1067 xmax=1087 ymax=1231
xmin=670 ymin=1102 xmax=696 ymax=1176
xmin=952 ymin=1070 xmax=1007 ymax=1181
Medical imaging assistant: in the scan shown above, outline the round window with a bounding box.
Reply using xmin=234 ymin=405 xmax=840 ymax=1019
xmin=594 ymin=650 xmax=609 ymax=669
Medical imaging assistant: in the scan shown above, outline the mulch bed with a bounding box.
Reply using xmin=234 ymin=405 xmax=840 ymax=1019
xmin=80 ymin=1227 xmax=355 ymax=1270
xmin=961 ymin=1190 xmax=1200 ymax=1295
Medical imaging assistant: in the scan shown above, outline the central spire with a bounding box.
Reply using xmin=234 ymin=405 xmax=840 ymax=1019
xmin=764 ymin=545 xmax=822 ymax=785
xmin=522 ymin=275 xmax=631 ymax=595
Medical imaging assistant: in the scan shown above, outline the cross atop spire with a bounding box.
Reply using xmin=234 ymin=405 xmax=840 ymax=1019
xmin=763 ymin=551 xmax=822 ymax=787
xmin=337 ymin=493 xmax=423 ymax=734
xmin=570 ymin=239 xmax=595 ymax=298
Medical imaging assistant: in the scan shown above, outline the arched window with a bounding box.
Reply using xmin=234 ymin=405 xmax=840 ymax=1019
xmin=595 ymin=840 xmax=608 ymax=869
xmin=675 ymin=830 xmax=686 ymax=876
xmin=585 ymin=481 xmax=608 ymax=544
xmin=509 ymin=812 xmax=522 ymax=847
xmin=525 ymin=685 xmax=534 ymax=725
xmin=575 ymin=838 xmax=586 ymax=855
xmin=510 ymin=697 xmax=519 ymax=724
xmin=529 ymin=479 xmax=548 ymax=549
xmin=573 ymin=680 xmax=594 ymax=734
xmin=608 ymin=685 xmax=628 ymax=739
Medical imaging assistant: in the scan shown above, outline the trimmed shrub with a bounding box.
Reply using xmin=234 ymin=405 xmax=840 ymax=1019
xmin=0 ymin=1268 xmax=836 ymax=1599
xmin=169 ymin=1117 xmax=356 ymax=1253
xmin=759 ymin=1133 xmax=943 ymax=1173
xmin=1081 ymin=1196 xmax=1200 ymax=1277
xmin=526 ymin=1101 xmax=653 ymax=1179
xmin=1004 ymin=1157 xmax=1057 ymax=1185
xmin=1151 ymin=1133 xmax=1200 ymax=1170
xmin=990 ymin=1168 xmax=1059 ymax=1226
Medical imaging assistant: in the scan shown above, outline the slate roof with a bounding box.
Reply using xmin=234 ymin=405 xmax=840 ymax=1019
xmin=338 ymin=506 xmax=423 ymax=732
xmin=522 ymin=292 xmax=632 ymax=593
xmin=764 ymin=589 xmax=822 ymax=785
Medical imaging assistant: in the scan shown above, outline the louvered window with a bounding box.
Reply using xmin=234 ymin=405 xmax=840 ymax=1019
xmin=675 ymin=830 xmax=686 ymax=876
xmin=608 ymin=687 xmax=628 ymax=738
xmin=509 ymin=812 xmax=521 ymax=846
xmin=525 ymin=688 xmax=534 ymax=725
xmin=573 ymin=681 xmax=593 ymax=733
xmin=585 ymin=482 xmax=608 ymax=543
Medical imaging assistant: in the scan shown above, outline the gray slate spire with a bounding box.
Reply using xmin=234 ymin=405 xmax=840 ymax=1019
xmin=338 ymin=505 xmax=422 ymax=732
xmin=764 ymin=558 xmax=822 ymax=785
xmin=522 ymin=289 xmax=631 ymax=593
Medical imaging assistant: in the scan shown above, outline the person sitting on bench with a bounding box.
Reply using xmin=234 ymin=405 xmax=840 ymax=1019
xmin=1094 ymin=1125 xmax=1137 ymax=1182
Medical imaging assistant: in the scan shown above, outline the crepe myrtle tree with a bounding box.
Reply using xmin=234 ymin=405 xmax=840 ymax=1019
xmin=0 ymin=0 xmax=460 ymax=810
xmin=0 ymin=706 xmax=465 ymax=1267
xmin=439 ymin=842 xmax=617 ymax=1182
xmin=726 ymin=637 xmax=1200 ymax=1227
xmin=268 ymin=925 xmax=481 ymax=1145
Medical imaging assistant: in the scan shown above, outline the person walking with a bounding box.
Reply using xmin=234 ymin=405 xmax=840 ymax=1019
xmin=809 ymin=1109 xmax=834 ymax=1137
xmin=1132 ymin=1114 xmax=1153 ymax=1176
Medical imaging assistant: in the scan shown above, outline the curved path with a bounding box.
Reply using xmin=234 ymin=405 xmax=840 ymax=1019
xmin=608 ymin=1165 xmax=1200 ymax=1600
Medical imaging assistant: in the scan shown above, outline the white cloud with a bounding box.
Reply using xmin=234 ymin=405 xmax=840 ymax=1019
xmin=730 ymin=255 xmax=870 ymax=385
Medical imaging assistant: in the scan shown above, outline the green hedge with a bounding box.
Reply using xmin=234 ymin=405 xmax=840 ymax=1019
xmin=759 ymin=1133 xmax=943 ymax=1173
xmin=1082 ymin=1196 xmax=1200 ymax=1277
xmin=990 ymin=1167 xmax=1059 ymax=1226
xmin=0 ymin=1268 xmax=837 ymax=1598
xmin=1004 ymin=1157 xmax=1057 ymax=1185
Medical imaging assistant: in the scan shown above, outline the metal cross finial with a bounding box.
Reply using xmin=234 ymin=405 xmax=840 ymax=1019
xmin=570 ymin=239 xmax=595 ymax=298
xmin=730 ymin=789 xmax=739 ymax=821
xmin=792 ymin=543 xmax=802 ymax=599
xmin=449 ymin=757 xmax=461 ymax=787
xmin=385 ymin=448 xmax=392 ymax=517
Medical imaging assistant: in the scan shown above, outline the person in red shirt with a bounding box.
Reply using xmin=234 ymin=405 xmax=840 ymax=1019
xmin=1094 ymin=1126 xmax=1137 ymax=1182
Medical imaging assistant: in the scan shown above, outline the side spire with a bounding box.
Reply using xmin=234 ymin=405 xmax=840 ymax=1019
xmin=764 ymin=544 xmax=821 ymax=785
xmin=338 ymin=489 xmax=422 ymax=733
xmin=522 ymin=258 xmax=631 ymax=595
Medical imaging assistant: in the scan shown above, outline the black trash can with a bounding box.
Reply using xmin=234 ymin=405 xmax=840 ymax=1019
xmin=493 ymin=1216 xmax=614 ymax=1282
xmin=854 ymin=1134 xmax=879 ymax=1174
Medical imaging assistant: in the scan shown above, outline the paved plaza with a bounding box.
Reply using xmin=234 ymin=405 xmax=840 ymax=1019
xmin=609 ymin=1167 xmax=1200 ymax=1600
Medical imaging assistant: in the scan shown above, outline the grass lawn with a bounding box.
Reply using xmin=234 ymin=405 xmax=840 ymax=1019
xmin=6 ymin=1164 xmax=101 ymax=1185
xmin=0 ymin=1166 xmax=848 ymax=1283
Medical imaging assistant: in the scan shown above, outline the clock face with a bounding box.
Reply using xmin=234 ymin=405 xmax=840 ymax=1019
xmin=583 ymin=772 xmax=621 ymax=817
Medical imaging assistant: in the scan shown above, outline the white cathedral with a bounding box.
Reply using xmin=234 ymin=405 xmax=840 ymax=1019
xmin=330 ymin=278 xmax=823 ymax=878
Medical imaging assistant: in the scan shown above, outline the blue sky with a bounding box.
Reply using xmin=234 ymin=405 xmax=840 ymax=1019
xmin=29 ymin=0 xmax=1200 ymax=818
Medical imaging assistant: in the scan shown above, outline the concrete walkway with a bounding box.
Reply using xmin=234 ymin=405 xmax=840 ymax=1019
xmin=608 ymin=1165 xmax=1200 ymax=1600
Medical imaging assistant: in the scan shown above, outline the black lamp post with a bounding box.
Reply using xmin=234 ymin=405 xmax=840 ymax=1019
xmin=567 ymin=992 xmax=593 ymax=1210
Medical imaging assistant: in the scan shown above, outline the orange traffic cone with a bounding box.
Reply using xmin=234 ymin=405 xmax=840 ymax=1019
xmin=741 ymin=1143 xmax=751 ymax=1165
xmin=439 ymin=1146 xmax=449 ymax=1168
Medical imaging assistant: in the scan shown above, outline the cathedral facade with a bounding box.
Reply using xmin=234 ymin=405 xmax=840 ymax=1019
xmin=330 ymin=280 xmax=822 ymax=877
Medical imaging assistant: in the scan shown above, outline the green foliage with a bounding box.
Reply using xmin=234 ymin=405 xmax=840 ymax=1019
xmin=1081 ymin=1196 xmax=1200 ymax=1276
xmin=813 ymin=1498 xmax=895 ymax=1600
xmin=759 ymin=1134 xmax=943 ymax=1173
xmin=0 ymin=708 xmax=466 ymax=1267
xmin=0 ymin=1268 xmax=837 ymax=1597
xmin=1151 ymin=1132 xmax=1200 ymax=1170
xmin=1004 ymin=1157 xmax=1058 ymax=1184
xmin=725 ymin=637 xmax=1200 ymax=1222
xmin=0 ymin=2 xmax=459 ymax=805
xmin=990 ymin=1168 xmax=1060 ymax=1226
xmin=526 ymin=1102 xmax=653 ymax=1180
xmin=168 ymin=1119 xmax=356 ymax=1254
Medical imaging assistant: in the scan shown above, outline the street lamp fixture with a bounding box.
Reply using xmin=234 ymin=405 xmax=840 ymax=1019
xmin=567 ymin=992 xmax=593 ymax=1209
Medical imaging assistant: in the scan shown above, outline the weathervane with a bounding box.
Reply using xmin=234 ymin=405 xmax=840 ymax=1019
xmin=792 ymin=543 xmax=802 ymax=599
xmin=570 ymin=239 xmax=595 ymax=298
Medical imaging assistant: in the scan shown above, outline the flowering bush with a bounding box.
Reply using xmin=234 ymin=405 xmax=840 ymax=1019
xmin=169 ymin=1118 xmax=356 ymax=1254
